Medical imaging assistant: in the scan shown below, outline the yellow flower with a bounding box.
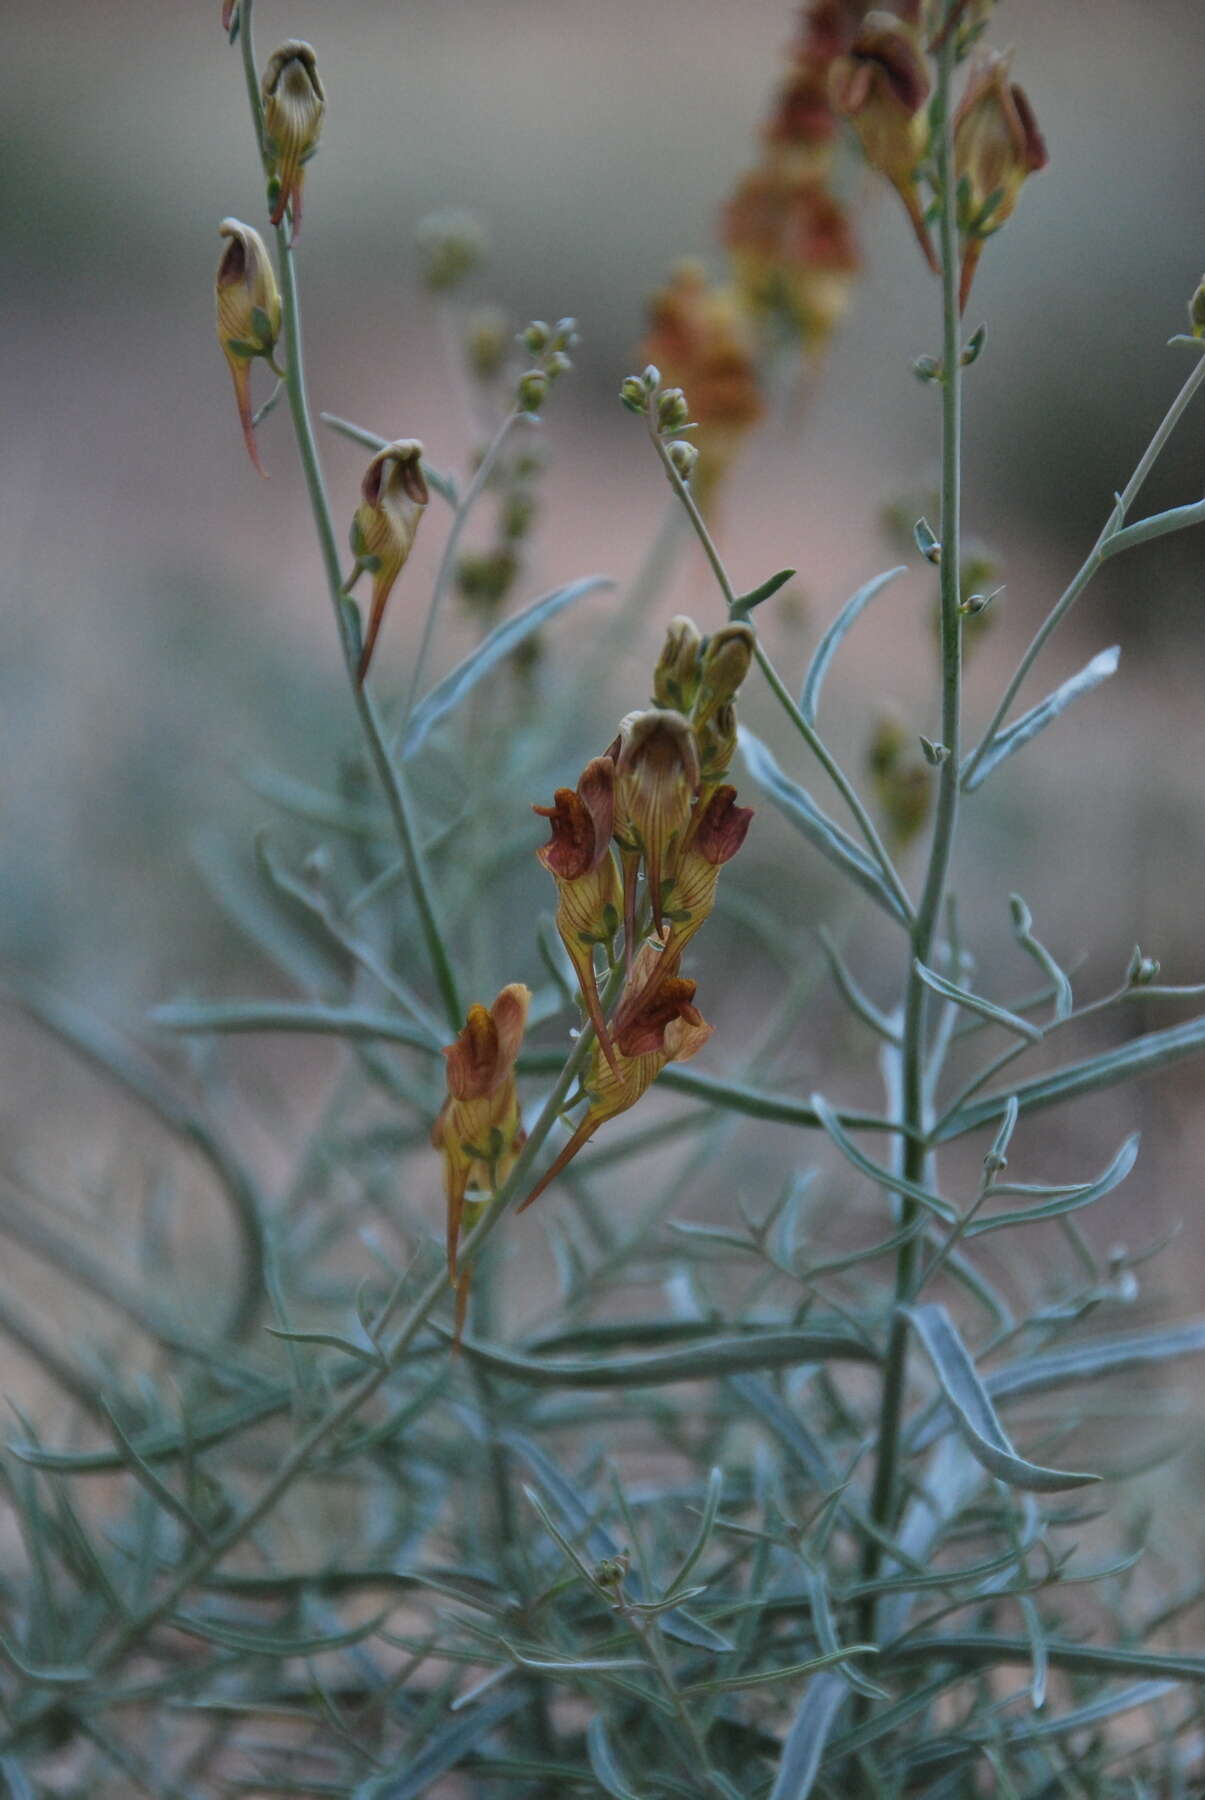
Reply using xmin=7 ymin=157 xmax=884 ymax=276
xmin=349 ymin=441 xmax=429 ymax=685
xmin=661 ymin=785 xmax=754 ymax=964
xmin=610 ymin=709 xmax=701 ymax=938
xmin=214 ymin=219 xmax=281 ymax=477
xmin=261 ymin=40 xmax=326 ymax=233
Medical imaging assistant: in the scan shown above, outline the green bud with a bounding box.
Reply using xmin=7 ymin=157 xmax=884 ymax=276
xmin=620 ymin=375 xmax=648 ymax=414
xmin=656 ymin=387 xmax=691 ymax=432
xmin=545 ymin=349 xmax=573 ymax=380
xmin=517 ymin=368 xmax=548 ymax=412
xmin=1190 ymin=278 xmax=1205 ymax=338
xmin=653 ymin=615 xmax=704 ymax=713
xmin=666 ymin=439 xmax=698 ymax=480
xmin=521 ymin=320 xmax=550 ymax=355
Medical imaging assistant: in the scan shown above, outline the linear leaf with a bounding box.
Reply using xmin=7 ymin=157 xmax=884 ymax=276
xmin=903 ymin=1303 xmax=1099 ymax=1492
xmin=152 ymin=1000 xmax=438 ymax=1054
xmin=587 ymin=1718 xmax=646 ymax=1800
xmin=354 ymin=1692 xmax=523 ymax=1799
xmin=913 ymin=960 xmax=1043 ymax=1044
xmin=986 ymin=1318 xmax=1205 ymax=1404
xmin=1002 ymin=1678 xmax=1176 ymax=1742
xmin=1008 ymin=893 xmax=1073 ymax=1022
xmin=739 ymin=729 xmax=910 ymax=925
xmin=964 ymin=647 xmax=1120 ymax=791
xmin=171 ymin=1608 xmax=387 ymax=1657
xmin=800 ymin=567 xmax=907 ymax=727
xmin=936 ymin=1012 xmax=1205 ymax=1140
xmin=812 ymin=1093 xmax=956 ymax=1221
xmin=446 ymin=1326 xmax=879 ymax=1387
xmin=884 ymin=1634 xmax=1205 ymax=1684
xmin=401 ymin=576 xmax=611 ymax=759
xmin=683 ymin=1644 xmax=876 ymax=1695
xmin=768 ymin=1674 xmax=847 ymax=1800
xmin=966 ymin=1132 xmax=1139 ymax=1236
xmin=665 ymin=1467 xmax=723 ymax=1598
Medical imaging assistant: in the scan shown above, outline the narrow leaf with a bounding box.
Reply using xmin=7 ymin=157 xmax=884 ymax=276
xmin=733 ymin=567 xmax=796 ymax=615
xmin=903 ymin=1303 xmax=1099 ymax=1492
xmin=811 ymin=1093 xmax=956 ymax=1221
xmin=800 ymin=567 xmax=906 ymax=726
xmin=768 ymin=1674 xmax=847 ymax=1800
xmin=665 ymin=1467 xmax=723 ymax=1598
xmin=884 ymin=1634 xmax=1205 ymax=1685
xmin=402 ymin=576 xmax=611 ymax=759
xmin=684 ymin=1644 xmax=876 ymax=1695
xmin=354 ymin=1692 xmax=522 ymax=1799
xmin=967 ymin=1132 xmax=1139 ymax=1236
xmin=1008 ymin=893 xmax=1073 ymax=1022
xmin=446 ymin=1326 xmax=878 ymax=1387
xmin=937 ymin=1012 xmax=1205 ymax=1140
xmin=914 ymin=960 xmax=1043 ymax=1044
xmin=986 ymin=1318 xmax=1205 ymax=1404
xmin=965 ymin=647 xmax=1120 ymax=791
xmin=587 ymin=1717 xmax=646 ymax=1800
xmin=739 ymin=729 xmax=910 ymax=925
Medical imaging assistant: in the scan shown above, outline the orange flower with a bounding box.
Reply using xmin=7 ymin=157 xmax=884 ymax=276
xmin=517 ymin=945 xmax=711 ymax=1214
xmin=534 ymin=757 xmax=622 ymax=1074
xmin=349 ymin=441 xmax=429 ymax=685
xmin=724 ymin=168 xmax=860 ymax=351
xmin=261 ymin=40 xmax=326 ymax=233
xmin=661 ymin=785 xmax=754 ymax=964
xmin=433 ymin=984 xmax=530 ymax=1295
xmin=953 ymin=50 xmax=1047 ymax=311
xmin=828 ymin=11 xmax=937 ymax=273
xmin=215 ymin=220 xmax=281 ymax=477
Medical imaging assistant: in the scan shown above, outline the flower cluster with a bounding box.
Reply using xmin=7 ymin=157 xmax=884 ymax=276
xmin=518 ymin=617 xmax=755 ymax=1213
xmin=430 ymin=619 xmax=755 ymax=1322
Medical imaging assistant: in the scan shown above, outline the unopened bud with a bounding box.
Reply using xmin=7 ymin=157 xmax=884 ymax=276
xmin=1126 ymin=945 xmax=1160 ymax=987
xmin=666 ymin=440 xmax=698 ymax=481
xmin=261 ymin=40 xmax=326 ymax=233
xmin=912 ymin=355 xmax=943 ymax=384
xmin=516 ymin=369 xmax=548 ymax=413
xmin=415 ymin=209 xmax=486 ymax=293
xmin=620 ymin=375 xmax=649 ymax=414
xmin=550 ymin=317 xmax=579 ymax=352
xmin=545 ymin=349 xmax=573 ymax=380
xmin=656 ymin=387 xmax=691 ymax=433
xmin=695 ymin=623 xmax=755 ymax=725
xmin=521 ymin=320 xmax=550 ymax=356
xmin=913 ymin=517 xmax=941 ymax=564
xmin=653 ymin=616 xmax=704 ymax=713
xmin=215 ymin=218 xmax=282 ymax=476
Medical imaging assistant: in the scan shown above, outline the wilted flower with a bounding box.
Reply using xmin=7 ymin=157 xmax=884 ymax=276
xmin=828 ymin=11 xmax=936 ymax=272
xmin=611 ymin=709 xmax=701 ymax=937
xmin=534 ymin=757 xmax=623 ymax=1073
xmin=517 ymin=944 xmax=711 ymax=1214
xmin=215 ymin=219 xmax=282 ymax=477
xmin=349 ymin=441 xmax=429 ymax=684
xmin=953 ymin=49 xmax=1048 ymax=311
xmin=433 ymin=983 xmax=530 ymax=1321
xmin=261 ymin=40 xmax=326 ymax=232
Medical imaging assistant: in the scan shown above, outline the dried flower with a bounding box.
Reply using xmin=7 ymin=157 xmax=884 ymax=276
xmin=953 ymin=50 xmax=1048 ymax=311
xmin=433 ymin=983 xmax=530 ymax=1311
xmin=517 ymin=945 xmax=711 ymax=1214
xmin=534 ymin=758 xmax=623 ymax=1073
xmin=348 ymin=441 xmax=429 ymax=685
xmin=215 ymin=219 xmax=282 ymax=477
xmin=261 ymin=40 xmax=326 ymax=233
xmin=828 ymin=11 xmax=936 ymax=272
xmin=612 ymin=709 xmax=701 ymax=937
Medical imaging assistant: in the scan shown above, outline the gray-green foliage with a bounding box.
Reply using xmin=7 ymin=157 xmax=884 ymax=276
xmin=3 ymin=2 xmax=1205 ymax=1794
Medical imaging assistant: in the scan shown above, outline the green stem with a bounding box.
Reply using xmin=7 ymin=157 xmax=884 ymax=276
xmin=648 ymin=427 xmax=914 ymax=924
xmin=860 ymin=16 xmax=964 ymax=1644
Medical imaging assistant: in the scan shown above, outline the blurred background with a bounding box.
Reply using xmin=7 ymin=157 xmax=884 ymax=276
xmin=3 ymin=0 xmax=1205 ymax=1422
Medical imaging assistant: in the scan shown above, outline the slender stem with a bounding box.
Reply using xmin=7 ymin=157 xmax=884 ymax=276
xmin=860 ymin=18 xmax=964 ymax=1643
xmin=647 ymin=426 xmax=914 ymax=923
xmin=268 ymin=163 xmax=462 ymax=1029
xmin=963 ymin=344 xmax=1205 ymax=785
xmin=398 ymin=406 xmax=522 ymax=737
